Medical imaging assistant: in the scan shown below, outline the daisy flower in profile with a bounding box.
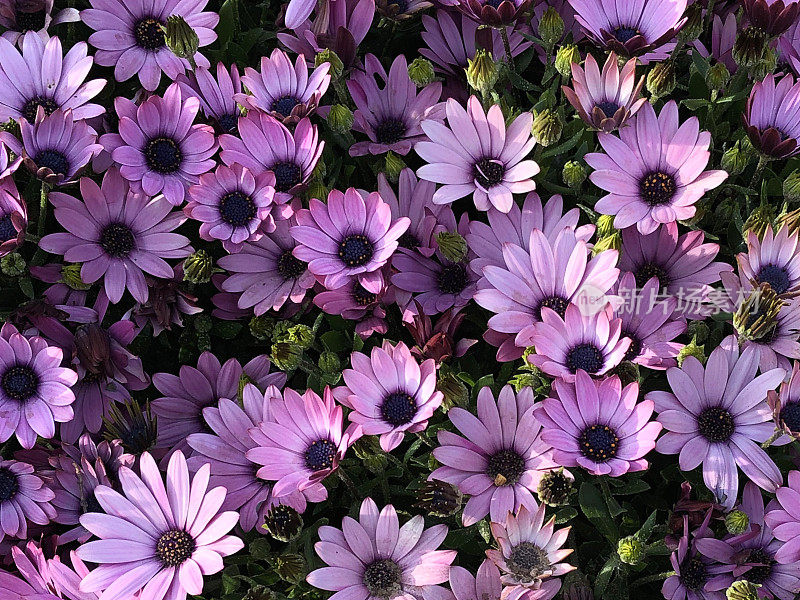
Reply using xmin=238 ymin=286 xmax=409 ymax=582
xmin=77 ymin=451 xmax=244 ymax=600
xmin=237 ymin=49 xmax=330 ymax=125
xmin=0 ymin=0 xmax=80 ymax=45
xmin=306 ymin=497 xmax=456 ymax=600
xmin=314 ymin=280 xmax=391 ymax=339
xmin=337 ymin=341 xmax=443 ymax=452
xmin=291 ymin=187 xmax=410 ymax=293
xmin=0 ymin=459 xmax=55 ymax=541
xmin=176 ymin=62 xmax=243 ymax=134
xmin=0 ymin=322 xmax=77 ymax=449
xmin=651 ymin=337 xmax=786 ymax=509
xmin=534 ymin=371 xmax=661 ymax=477
xmin=0 ymin=185 xmax=26 ymax=258
xmin=416 ymin=96 xmax=538 ymax=213
xmin=486 ymin=503 xmax=574 ymax=600
xmin=744 ymin=74 xmax=800 ymax=159
xmin=585 ymin=100 xmax=727 ymax=234
xmin=82 ymin=0 xmax=219 ymax=91
xmin=105 ymin=83 xmax=217 ymax=206
xmin=0 ymin=31 xmax=104 ymax=122
xmin=431 ymin=385 xmax=556 ymax=526
xmin=39 ymin=169 xmax=193 ymax=304
xmin=185 ymin=164 xmax=279 ymax=253
xmin=662 ymin=513 xmax=724 ymax=600
xmin=765 ymin=470 xmax=800 ymax=564
xmin=562 ymin=52 xmax=646 ymax=132
xmin=219 ymin=113 xmax=323 ymax=202
xmin=569 ymin=0 xmax=687 ymax=56
xmin=348 ymin=54 xmax=443 ymax=157
xmin=743 ymin=0 xmax=799 ymax=37
xmin=738 ymin=225 xmax=800 ymax=296
xmin=769 ymin=361 xmax=800 ymax=443
xmin=445 ymin=0 xmax=531 ymax=28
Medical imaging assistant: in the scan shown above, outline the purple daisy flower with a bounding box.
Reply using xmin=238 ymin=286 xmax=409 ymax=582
xmin=0 ymin=322 xmax=77 ymax=449
xmin=0 ymin=459 xmax=55 ymax=541
xmin=663 ymin=513 xmax=726 ymax=600
xmin=739 ymin=225 xmax=800 ymax=296
xmin=568 ymin=0 xmax=687 ymax=56
xmin=291 ymin=187 xmax=410 ymax=293
xmin=247 ymin=386 xmax=360 ymax=501
xmin=315 ymin=280 xmax=391 ymax=339
xmin=237 ymin=48 xmax=330 ymax=125
xmin=219 ymin=112 xmax=323 ymax=203
xmin=306 ymin=497 xmax=457 ymax=600
xmin=618 ymin=223 xmax=733 ymax=319
xmin=337 ymin=341 xmax=443 ymax=452
xmin=562 ymin=51 xmax=646 ymax=132
xmin=0 ymin=184 xmax=26 ymax=258
xmin=376 ymin=0 xmax=432 ymax=19
xmin=152 ymin=351 xmax=286 ymax=459
xmin=768 ymin=361 xmax=800 ymax=443
xmin=0 ymin=31 xmax=104 ymax=123
xmin=0 ymin=0 xmax=80 ymax=46
xmin=765 ymin=470 xmax=800 ymax=564
xmin=585 ymin=100 xmax=727 ymax=234
xmin=185 ymin=163 xmax=280 ymax=253
xmin=130 ymin=264 xmax=203 ymax=336
xmin=218 ymin=218 xmax=316 ymax=314
xmin=744 ymin=74 xmax=800 ymax=159
xmin=432 ymin=560 xmax=503 ymax=600
xmin=39 ymin=169 xmax=193 ymax=304
xmin=348 ymin=54 xmax=444 ymax=157
xmin=416 ymin=96 xmax=538 ymax=212
xmin=82 ymin=0 xmax=219 ymax=92
xmin=106 ymin=83 xmax=217 ymax=206
xmin=485 ymin=503 xmax=574 ymax=600
xmin=533 ymin=370 xmax=661 ymax=476
xmin=744 ymin=0 xmax=800 ymax=37
xmin=176 ymin=62 xmax=243 ymax=135
xmin=442 ymin=0 xmax=531 ymax=27
xmin=692 ymin=13 xmax=737 ymax=74
xmin=77 ymin=451 xmax=244 ymax=600
xmin=431 ymin=385 xmax=556 ymax=526
xmin=651 ymin=337 xmax=786 ymax=509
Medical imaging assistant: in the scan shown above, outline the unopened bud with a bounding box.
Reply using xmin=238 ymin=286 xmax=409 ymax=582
xmin=436 ymin=231 xmax=468 ymax=263
xmin=707 ymin=62 xmax=730 ymax=91
xmin=726 ymin=581 xmax=760 ymax=600
xmin=183 ymin=250 xmax=214 ymax=284
xmin=733 ymin=27 xmax=767 ymax=69
xmin=677 ymin=3 xmax=703 ymax=43
xmin=164 ymin=15 xmax=198 ymax=66
xmin=562 ymin=160 xmax=587 ymax=189
xmin=555 ymin=44 xmax=580 ymax=78
xmin=531 ymin=107 xmax=563 ymax=147
xmin=646 ymin=60 xmax=676 ymax=100
xmin=316 ymin=49 xmax=343 ymax=79
xmin=784 ymin=169 xmax=800 ymax=203
xmin=408 ymin=57 xmax=436 ymax=86
xmin=466 ymin=49 xmax=499 ymax=95
xmin=537 ymin=468 xmax=574 ymax=506
xmin=61 ymin=263 xmax=91 ymax=290
xmin=617 ymin=536 xmax=645 ymax=565
xmin=538 ymin=7 xmax=564 ymax=49
xmin=263 ymin=505 xmax=303 ymax=542
xmin=385 ymin=151 xmax=405 ymax=183
xmin=721 ymin=143 xmax=750 ymax=177
xmin=1 ymin=252 xmax=25 ymax=276
xmin=678 ymin=337 xmax=706 ymax=366
xmin=725 ymin=509 xmax=750 ymax=535
xmin=327 ymin=104 xmax=353 ymax=134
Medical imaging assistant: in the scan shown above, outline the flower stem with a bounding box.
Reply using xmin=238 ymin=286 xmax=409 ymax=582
xmin=762 ymin=428 xmax=782 ymax=448
xmin=337 ymin=468 xmax=358 ymax=500
xmin=500 ymin=26 xmax=514 ymax=70
xmin=750 ymin=155 xmax=770 ymax=190
xmin=37 ymin=181 xmax=51 ymax=239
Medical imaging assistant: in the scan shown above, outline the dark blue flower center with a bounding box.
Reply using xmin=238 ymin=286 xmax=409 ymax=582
xmin=758 ymin=264 xmax=792 ymax=295
xmin=639 ymin=171 xmax=676 ymax=206
xmin=100 ymin=223 xmax=136 ymax=258
xmin=338 ymin=234 xmax=374 ymax=267
xmin=216 ymin=113 xmax=239 ymax=134
xmin=16 ymin=9 xmax=46 ymax=31
xmin=680 ymin=558 xmax=708 ymax=591
xmin=536 ymin=295 xmax=569 ymax=319
xmin=566 ymin=344 xmax=604 ymax=374
xmin=596 ymin=101 xmax=620 ymax=116
xmin=155 ymin=529 xmax=195 ymax=567
xmin=579 ymin=424 xmax=619 ymax=462
xmin=744 ymin=548 xmax=775 ymax=584
xmin=219 ymin=190 xmax=256 ymax=227
xmin=134 ymin=17 xmax=166 ymax=50
xmin=623 ymin=333 xmax=642 ymax=362
xmin=145 ymin=137 xmax=182 ymax=174
xmin=474 ymin=158 xmax=505 ymax=188
xmin=381 ymin=391 xmax=417 ymax=426
xmin=1 ymin=365 xmax=39 ymax=401
xmin=305 ymin=438 xmax=337 ymax=471
xmin=363 ymin=559 xmax=402 ymax=598
xmin=21 ymin=96 xmax=57 ymax=123
xmin=0 ymin=467 xmax=19 ymax=502
xmin=375 ymin=118 xmax=407 ymax=145
xmin=698 ymin=406 xmax=735 ymax=442
xmin=353 ymin=283 xmax=377 ymax=306
xmin=36 ymin=149 xmax=69 ymax=175
xmin=635 ymin=261 xmax=670 ymax=289
xmin=438 ymin=263 xmax=469 ymax=295
xmin=272 ymin=96 xmax=300 ymax=118
xmin=484 ymin=0 xmax=505 ymax=8
xmin=780 ymin=402 xmax=800 ymax=432
xmin=272 ymin=162 xmax=302 ymax=192
xmin=613 ymin=26 xmax=641 ymax=43
xmin=277 ymin=249 xmax=306 ymax=279
xmin=0 ymin=214 xmax=16 ymax=242
xmin=487 ymin=449 xmax=525 ymax=486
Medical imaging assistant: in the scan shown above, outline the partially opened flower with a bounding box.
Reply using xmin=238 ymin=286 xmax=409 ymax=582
xmin=765 ymin=470 xmax=800 ymax=564
xmin=651 ymin=337 xmax=786 ymax=508
xmin=440 ymin=560 xmax=503 ymax=600
xmin=534 ymin=371 xmax=661 ymax=476
xmin=744 ymin=74 xmax=800 ymax=159
xmin=237 ymin=48 xmax=330 ymax=125
xmin=744 ymin=0 xmax=800 ymax=37
xmin=662 ymin=513 xmax=725 ymax=600
xmin=738 ymin=225 xmax=800 ymax=296
xmin=416 ymin=96 xmax=538 ymax=212
xmin=0 ymin=185 xmax=26 ymax=258
xmin=431 ymin=385 xmax=556 ymax=526
xmin=291 ymin=187 xmax=410 ymax=293
xmin=82 ymin=0 xmax=219 ymax=91
xmin=445 ymin=0 xmax=531 ymax=27
xmin=692 ymin=13 xmax=737 ymax=73
xmin=314 ymin=280 xmax=391 ymax=339
xmin=176 ymin=62 xmax=243 ymax=134
xmin=768 ymin=361 xmax=800 ymax=442
xmin=0 ymin=0 xmax=80 ymax=45
xmin=0 ymin=459 xmax=55 ymax=541
xmin=39 ymin=169 xmax=193 ymax=304
xmin=306 ymin=497 xmax=456 ymax=600
xmin=562 ymin=52 xmax=646 ymax=132
xmin=77 ymin=451 xmax=244 ymax=600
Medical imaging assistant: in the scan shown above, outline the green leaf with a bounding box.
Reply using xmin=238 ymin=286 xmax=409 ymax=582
xmin=579 ymin=482 xmax=619 ymax=543
xmin=216 ymin=0 xmax=237 ymax=51
xmin=505 ymin=68 xmax=537 ymax=91
xmin=554 ymin=507 xmax=578 ymax=524
xmin=691 ymin=51 xmax=710 ymax=79
xmin=541 ymin=128 xmax=585 ymax=159
xmin=682 ymin=98 xmax=710 ymax=110
xmin=634 ymin=510 xmax=658 ymax=542
xmin=18 ymin=277 xmax=33 ymax=299
xmin=321 ymin=330 xmax=349 ymax=352
xmin=611 ymin=479 xmax=651 ymax=495
xmin=594 ymin=554 xmax=620 ymax=598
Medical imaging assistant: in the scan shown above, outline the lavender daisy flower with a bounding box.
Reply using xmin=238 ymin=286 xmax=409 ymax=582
xmin=77 ymin=451 xmax=244 ymax=600
xmin=533 ymin=371 xmax=661 ymax=476
xmin=247 ymin=386 xmax=360 ymax=501
xmin=0 ymin=459 xmax=55 ymax=541
xmin=337 ymin=341 xmax=443 ymax=452
xmin=768 ymin=361 xmax=800 ymax=442
xmin=585 ymin=101 xmax=727 ymax=234
xmin=131 ymin=265 xmax=203 ymax=336
xmin=0 ymin=185 xmax=26 ymax=258
xmin=218 ymin=218 xmax=316 ymax=314
xmin=306 ymin=497 xmax=456 ymax=600
xmin=39 ymin=169 xmax=193 ymax=304
xmin=176 ymin=62 xmax=243 ymax=134
xmin=562 ymin=52 xmax=646 ymax=133
xmin=739 ymin=225 xmax=800 ymax=296
xmin=663 ymin=513 xmax=726 ymax=600
xmin=416 ymin=96 xmax=538 ymax=212
xmin=348 ymin=54 xmax=444 ymax=157
xmin=443 ymin=0 xmax=531 ymax=27
xmin=185 ymin=164 xmax=279 ymax=253
xmin=0 ymin=31 xmax=104 ymax=123
xmin=237 ymin=49 xmax=330 ymax=125
xmin=315 ymin=280 xmax=391 ymax=339
xmin=433 ymin=560 xmax=503 ymax=600
xmin=744 ymin=74 xmax=800 ymax=159
xmin=485 ymin=503 xmax=574 ymax=600
xmin=651 ymin=337 xmax=786 ymax=508
xmin=291 ymin=187 xmax=410 ymax=293
xmin=285 ymin=0 xmax=317 ymax=28
xmin=0 ymin=322 xmax=77 ymax=449
xmin=152 ymin=352 xmax=286 ymax=459
xmin=106 ymin=83 xmax=217 ymax=206
xmin=219 ymin=113 xmax=323 ymax=203
xmin=82 ymin=0 xmax=219 ymax=92
xmin=0 ymin=0 xmax=80 ymax=45
xmin=765 ymin=470 xmax=800 ymax=564
xmin=568 ymin=0 xmax=687 ymax=56
xmin=431 ymin=385 xmax=556 ymax=526
xmin=692 ymin=13 xmax=737 ymax=73
xmin=744 ymin=0 xmax=799 ymax=37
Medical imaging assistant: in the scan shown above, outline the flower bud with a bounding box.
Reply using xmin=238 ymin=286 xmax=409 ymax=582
xmin=316 ymin=49 xmax=343 ymax=79
xmin=706 ymin=62 xmax=730 ymax=91
xmin=408 ymin=57 xmax=436 ymax=87
xmin=249 ymin=315 xmax=275 ymax=341
xmin=243 ymin=585 xmax=275 ymax=600
xmin=646 ymin=60 xmax=676 ymax=100
xmin=724 ymin=509 xmax=750 ymax=535
xmin=555 ymin=44 xmax=581 ymax=78
xmin=733 ymin=27 xmax=767 ymax=69
xmin=751 ymin=46 xmax=778 ymax=80
xmin=677 ymin=3 xmax=703 ymax=43
xmin=678 ymin=337 xmax=706 ymax=366
xmin=327 ymin=104 xmax=354 ymax=134
xmin=784 ymin=169 xmax=800 ymax=203
xmin=61 ymin=263 xmax=91 ymax=291
xmin=437 ymin=370 xmax=469 ymax=411
xmin=466 ymin=49 xmax=499 ymax=95
xmin=743 ymin=200 xmax=776 ymax=240
xmin=271 ymin=341 xmax=302 ymax=372
xmin=183 ymin=249 xmax=214 ymax=284
xmin=164 ymin=15 xmax=199 ymax=66
xmin=537 ymin=468 xmax=574 ymax=506
xmin=1 ymin=252 xmax=25 ymax=276
xmin=353 ymin=436 xmax=390 ymax=473
xmin=531 ymin=108 xmax=563 ymax=147
xmin=610 ymin=361 xmax=639 ymax=387
xmin=385 ymin=151 xmax=405 ymax=183
xmin=595 ymin=214 xmax=617 ymax=238
xmin=617 ymin=536 xmax=645 ymax=565
xmin=721 ymin=142 xmax=750 ymax=177
xmin=777 ymin=207 xmax=800 ymax=235
xmin=509 ymin=371 xmax=540 ymax=392
xmin=273 ymin=553 xmax=306 ymax=583
xmin=538 ymin=7 xmax=564 ymax=49
xmin=413 ymin=480 xmax=463 ymax=517
xmin=726 ymin=581 xmax=760 ymax=600
xmin=562 ymin=160 xmax=587 ymax=189
xmin=436 ymin=231 xmax=468 ymax=263
xmin=263 ymin=505 xmax=304 ymax=542
xmin=305 ymin=179 xmax=329 ymax=202
xmin=276 ymin=323 xmax=313 ymax=349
